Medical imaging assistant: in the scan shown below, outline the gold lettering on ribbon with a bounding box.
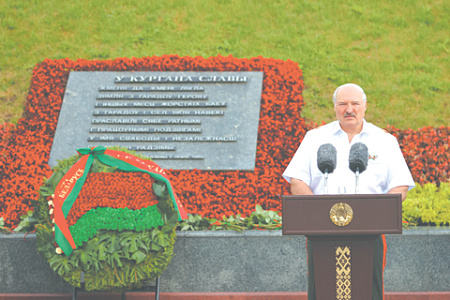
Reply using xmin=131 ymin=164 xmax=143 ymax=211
xmin=57 ymin=169 xmax=85 ymax=199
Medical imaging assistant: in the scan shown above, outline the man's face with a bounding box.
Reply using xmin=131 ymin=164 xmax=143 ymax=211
xmin=334 ymin=86 xmax=367 ymax=132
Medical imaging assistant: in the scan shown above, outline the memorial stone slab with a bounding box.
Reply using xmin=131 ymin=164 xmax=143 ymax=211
xmin=49 ymin=71 xmax=263 ymax=170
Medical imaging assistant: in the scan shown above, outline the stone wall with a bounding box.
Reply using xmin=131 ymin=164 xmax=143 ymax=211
xmin=0 ymin=228 xmax=449 ymax=294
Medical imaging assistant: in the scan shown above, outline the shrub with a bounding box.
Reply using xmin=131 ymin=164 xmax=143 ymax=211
xmin=403 ymin=183 xmax=450 ymax=226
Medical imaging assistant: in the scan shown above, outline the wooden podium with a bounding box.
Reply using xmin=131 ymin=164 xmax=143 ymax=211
xmin=282 ymin=194 xmax=402 ymax=300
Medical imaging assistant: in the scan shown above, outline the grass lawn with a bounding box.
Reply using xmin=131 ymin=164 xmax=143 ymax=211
xmin=0 ymin=0 xmax=448 ymax=129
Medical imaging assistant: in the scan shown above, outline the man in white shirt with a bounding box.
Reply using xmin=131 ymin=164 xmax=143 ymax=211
xmin=283 ymin=83 xmax=415 ymax=300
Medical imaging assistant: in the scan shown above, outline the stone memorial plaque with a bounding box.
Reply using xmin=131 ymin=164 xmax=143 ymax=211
xmin=49 ymin=71 xmax=263 ymax=170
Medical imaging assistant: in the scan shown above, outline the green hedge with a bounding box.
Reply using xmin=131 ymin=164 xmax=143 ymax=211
xmin=402 ymin=183 xmax=450 ymax=226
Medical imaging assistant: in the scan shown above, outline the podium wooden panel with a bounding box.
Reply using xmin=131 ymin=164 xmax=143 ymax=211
xmin=282 ymin=194 xmax=402 ymax=300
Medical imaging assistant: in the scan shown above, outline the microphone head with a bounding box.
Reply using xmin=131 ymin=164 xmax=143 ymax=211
xmin=317 ymin=143 xmax=337 ymax=174
xmin=349 ymin=142 xmax=369 ymax=173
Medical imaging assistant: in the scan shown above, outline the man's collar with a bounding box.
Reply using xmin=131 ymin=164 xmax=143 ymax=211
xmin=333 ymin=119 xmax=368 ymax=136
xmin=360 ymin=119 xmax=369 ymax=134
xmin=331 ymin=120 xmax=342 ymax=135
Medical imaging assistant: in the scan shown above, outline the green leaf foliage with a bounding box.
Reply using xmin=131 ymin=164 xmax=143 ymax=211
xmin=178 ymin=205 xmax=282 ymax=232
xmin=50 ymin=254 xmax=77 ymax=277
xmin=37 ymin=203 xmax=177 ymax=291
xmin=178 ymin=214 xmax=212 ymax=231
xmin=247 ymin=205 xmax=282 ymax=229
xmin=0 ymin=217 xmax=13 ymax=233
xmin=403 ymin=183 xmax=450 ymax=226
xmin=89 ymin=158 xmax=118 ymax=173
xmin=13 ymin=210 xmax=38 ymax=232
xmin=39 ymin=171 xmax=65 ymax=197
xmin=152 ymin=182 xmax=167 ymax=198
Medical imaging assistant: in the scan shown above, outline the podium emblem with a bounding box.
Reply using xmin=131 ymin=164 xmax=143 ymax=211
xmin=330 ymin=202 xmax=353 ymax=226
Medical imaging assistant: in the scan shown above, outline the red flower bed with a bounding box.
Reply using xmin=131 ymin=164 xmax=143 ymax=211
xmin=386 ymin=125 xmax=450 ymax=186
xmin=0 ymin=55 xmax=306 ymax=227
xmin=0 ymin=122 xmax=53 ymax=227
xmin=0 ymin=55 xmax=448 ymax=228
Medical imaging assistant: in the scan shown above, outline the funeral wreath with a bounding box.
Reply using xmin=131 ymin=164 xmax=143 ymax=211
xmin=34 ymin=146 xmax=186 ymax=291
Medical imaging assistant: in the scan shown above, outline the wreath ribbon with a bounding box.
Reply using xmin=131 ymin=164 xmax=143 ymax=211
xmin=52 ymin=146 xmax=187 ymax=256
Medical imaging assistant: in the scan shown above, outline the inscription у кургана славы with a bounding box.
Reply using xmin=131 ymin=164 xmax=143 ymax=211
xmin=114 ymin=75 xmax=248 ymax=83
xmin=49 ymin=72 xmax=263 ymax=170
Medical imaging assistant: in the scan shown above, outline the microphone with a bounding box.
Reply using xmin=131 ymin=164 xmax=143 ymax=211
xmin=348 ymin=142 xmax=369 ymax=193
xmin=317 ymin=143 xmax=337 ymax=174
xmin=317 ymin=143 xmax=337 ymax=194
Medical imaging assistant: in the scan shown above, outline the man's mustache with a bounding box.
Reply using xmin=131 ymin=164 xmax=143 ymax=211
xmin=344 ymin=113 xmax=356 ymax=117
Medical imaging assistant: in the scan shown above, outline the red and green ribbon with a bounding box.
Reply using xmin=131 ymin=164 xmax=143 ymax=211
xmin=52 ymin=146 xmax=187 ymax=256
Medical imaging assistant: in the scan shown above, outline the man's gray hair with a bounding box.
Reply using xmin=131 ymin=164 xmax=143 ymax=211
xmin=332 ymin=83 xmax=367 ymax=103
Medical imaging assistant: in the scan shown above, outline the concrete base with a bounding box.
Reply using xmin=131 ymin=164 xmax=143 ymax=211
xmin=1 ymin=291 xmax=450 ymax=300
xmin=0 ymin=227 xmax=449 ymax=294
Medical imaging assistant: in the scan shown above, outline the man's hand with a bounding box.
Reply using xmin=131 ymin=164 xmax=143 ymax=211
xmin=387 ymin=185 xmax=409 ymax=201
xmin=290 ymin=178 xmax=314 ymax=195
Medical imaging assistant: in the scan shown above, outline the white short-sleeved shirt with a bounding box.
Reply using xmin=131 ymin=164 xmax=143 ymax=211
xmin=283 ymin=120 xmax=415 ymax=195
